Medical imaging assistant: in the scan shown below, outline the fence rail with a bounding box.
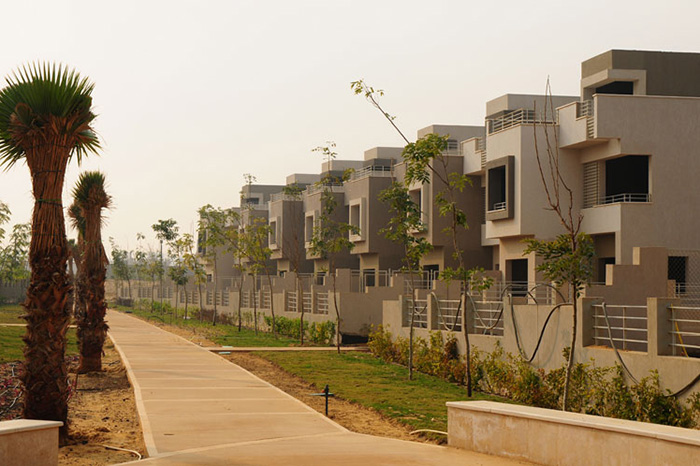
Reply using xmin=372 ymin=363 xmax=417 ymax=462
xmin=668 ymin=305 xmax=700 ymax=358
xmin=487 ymin=108 xmax=556 ymax=134
xmin=315 ymin=292 xmax=329 ymax=314
xmin=404 ymin=298 xmax=428 ymax=329
xmin=347 ymin=165 xmax=393 ymax=181
xmin=592 ymin=304 xmax=648 ymax=352
xmin=436 ymin=299 xmax=462 ymax=332
xmin=287 ymin=291 xmax=298 ymax=312
xmin=471 ymin=300 xmax=504 ymax=336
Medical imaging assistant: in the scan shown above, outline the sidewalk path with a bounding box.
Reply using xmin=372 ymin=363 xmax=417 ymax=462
xmin=108 ymin=310 xmax=530 ymax=465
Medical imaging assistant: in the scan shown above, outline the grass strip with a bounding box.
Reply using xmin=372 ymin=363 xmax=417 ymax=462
xmin=256 ymin=351 xmax=505 ymax=433
xmin=0 ymin=327 xmax=78 ymax=363
xmin=120 ymin=307 xmax=301 ymax=347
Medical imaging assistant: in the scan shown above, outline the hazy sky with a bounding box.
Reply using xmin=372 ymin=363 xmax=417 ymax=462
xmin=1 ymin=0 xmax=698 ymax=253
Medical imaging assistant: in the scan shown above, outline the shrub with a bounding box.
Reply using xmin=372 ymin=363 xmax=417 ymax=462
xmin=369 ymin=328 xmax=700 ymax=427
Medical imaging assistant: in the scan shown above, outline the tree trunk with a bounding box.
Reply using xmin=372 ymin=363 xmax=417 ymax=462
xmin=198 ymin=282 xmax=203 ymax=321
xmin=332 ymin=270 xmax=341 ymax=354
xmin=266 ymin=273 xmax=276 ymax=338
xmin=212 ymin=255 xmax=218 ymax=326
xmin=253 ymin=275 xmax=258 ymax=334
xmin=237 ymin=275 xmax=244 ymax=331
xmin=21 ymin=143 xmax=72 ymax=437
xmin=298 ymin=276 xmax=305 ymax=345
xmin=562 ymin=284 xmax=577 ymax=411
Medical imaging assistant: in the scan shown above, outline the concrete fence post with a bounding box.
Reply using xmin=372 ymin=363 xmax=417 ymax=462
xmin=580 ymin=297 xmax=603 ymax=347
xmin=428 ymin=293 xmax=438 ymax=330
xmin=648 ymin=297 xmax=678 ymax=356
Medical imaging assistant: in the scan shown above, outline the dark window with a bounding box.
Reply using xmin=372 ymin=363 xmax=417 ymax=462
xmin=597 ymin=257 xmax=615 ymax=283
xmin=424 ymin=264 xmax=440 ymax=289
xmin=363 ymin=269 xmax=376 ymax=288
xmin=508 ymin=259 xmax=528 ymax=296
xmin=596 ymin=81 xmax=634 ymax=95
xmin=605 ymin=156 xmax=649 ymax=203
xmin=668 ymin=256 xmax=687 ymax=295
xmin=488 ymin=166 xmax=506 ymax=211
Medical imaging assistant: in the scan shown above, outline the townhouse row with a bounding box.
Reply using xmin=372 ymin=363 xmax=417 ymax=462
xmin=199 ymin=49 xmax=700 ymax=306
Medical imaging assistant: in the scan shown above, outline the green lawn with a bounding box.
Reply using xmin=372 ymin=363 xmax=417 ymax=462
xmin=0 ymin=304 xmax=25 ymax=324
xmin=0 ymin=327 xmax=78 ymax=363
xmin=120 ymin=307 xmax=302 ymax=347
xmin=256 ymin=351 xmax=505 ymax=433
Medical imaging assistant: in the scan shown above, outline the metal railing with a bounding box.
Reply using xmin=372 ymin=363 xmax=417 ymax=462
xmin=305 ymin=183 xmax=344 ymax=195
xmin=668 ymin=305 xmax=700 ymax=357
xmin=222 ymin=292 xmax=229 ymax=307
xmin=302 ymin=291 xmax=313 ymax=313
xmin=488 ymin=201 xmax=506 ymax=212
xmin=598 ymin=193 xmax=651 ymax=204
xmin=487 ymin=108 xmax=556 ymax=135
xmin=241 ymin=291 xmax=250 ymax=308
xmin=480 ymin=282 xmax=557 ymax=305
xmin=592 ymin=304 xmax=648 ymax=352
xmin=270 ymin=192 xmax=303 ymax=202
xmin=403 ymin=270 xmax=441 ymax=293
xmin=437 ymin=299 xmax=462 ymax=332
xmin=315 ymin=292 xmax=329 ymax=314
xmin=476 ymin=137 xmax=487 ymax=169
xmin=287 ymin=291 xmax=298 ymax=312
xmin=471 ymin=300 xmax=504 ymax=336
xmin=347 ymin=165 xmax=393 ymax=181
xmin=262 ymin=290 xmax=271 ymax=310
xmin=350 ymin=269 xmax=393 ymax=292
xmin=405 ymin=298 xmax=428 ymax=329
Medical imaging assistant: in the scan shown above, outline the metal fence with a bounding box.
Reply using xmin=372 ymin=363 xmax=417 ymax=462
xmin=668 ymin=305 xmax=700 ymax=358
xmin=315 ymin=292 xmax=329 ymax=314
xmin=403 ymin=298 xmax=428 ymax=329
xmin=287 ymin=291 xmax=298 ymax=312
xmin=302 ymin=291 xmax=313 ymax=313
xmin=350 ymin=269 xmax=393 ymax=292
xmin=471 ymin=300 xmax=504 ymax=336
xmin=592 ymin=304 xmax=648 ymax=352
xmin=436 ymin=299 xmax=462 ymax=332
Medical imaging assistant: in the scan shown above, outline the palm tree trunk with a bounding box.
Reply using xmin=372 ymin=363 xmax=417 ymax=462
xmin=77 ymin=204 xmax=108 ymax=374
xmin=21 ymin=143 xmax=72 ymax=436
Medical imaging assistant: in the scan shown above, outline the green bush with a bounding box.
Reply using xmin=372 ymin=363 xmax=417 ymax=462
xmin=369 ymin=328 xmax=700 ymax=427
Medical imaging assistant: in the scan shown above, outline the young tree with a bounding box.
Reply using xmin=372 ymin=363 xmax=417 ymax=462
xmin=0 ymin=201 xmax=10 ymax=241
xmin=308 ymin=143 xmax=359 ymax=353
xmin=241 ymin=216 xmax=277 ymax=336
xmin=179 ymin=233 xmax=202 ymax=320
xmin=0 ymin=63 xmax=100 ymax=431
xmin=523 ymin=82 xmax=595 ymax=411
xmin=378 ymin=182 xmax=432 ymax=379
xmin=352 ymin=80 xmax=491 ymax=394
xmin=70 ymin=171 xmax=112 ymax=373
xmin=152 ymin=218 xmax=179 ymax=310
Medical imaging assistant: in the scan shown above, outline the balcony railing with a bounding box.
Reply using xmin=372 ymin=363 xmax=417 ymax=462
xmin=305 ymin=183 xmax=344 ymax=195
xmin=270 ymin=192 xmax=303 ymax=202
xmin=347 ymin=165 xmax=394 ymax=181
xmin=597 ymin=193 xmax=651 ymax=205
xmin=487 ymin=108 xmax=556 ymax=135
xmin=488 ymin=202 xmax=506 ymax=212
xmin=576 ymin=100 xmax=594 ymax=118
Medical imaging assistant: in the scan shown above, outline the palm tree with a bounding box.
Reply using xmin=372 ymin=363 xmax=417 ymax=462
xmin=71 ymin=171 xmax=111 ymax=373
xmin=0 ymin=63 xmax=100 ymax=429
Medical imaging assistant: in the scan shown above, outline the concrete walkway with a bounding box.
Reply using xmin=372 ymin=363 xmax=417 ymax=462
xmin=108 ymin=311 xmax=530 ymax=465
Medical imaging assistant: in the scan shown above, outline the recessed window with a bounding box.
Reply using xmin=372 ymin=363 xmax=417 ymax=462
xmin=304 ymin=214 xmax=314 ymax=244
xmin=485 ymin=156 xmax=514 ymax=221
xmin=269 ymin=220 xmax=278 ymax=247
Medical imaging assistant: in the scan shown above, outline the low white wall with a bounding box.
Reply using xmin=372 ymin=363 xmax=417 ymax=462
xmin=0 ymin=419 xmax=62 ymax=466
xmin=447 ymin=401 xmax=700 ymax=466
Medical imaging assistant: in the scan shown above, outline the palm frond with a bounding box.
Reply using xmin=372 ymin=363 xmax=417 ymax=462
xmin=0 ymin=62 xmax=100 ymax=169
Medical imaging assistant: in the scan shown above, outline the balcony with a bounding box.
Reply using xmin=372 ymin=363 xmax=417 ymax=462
xmin=305 ymin=183 xmax=344 ymax=195
xmin=597 ymin=193 xmax=651 ymax=205
xmin=486 ymin=108 xmax=555 ymax=135
xmin=347 ymin=165 xmax=394 ymax=182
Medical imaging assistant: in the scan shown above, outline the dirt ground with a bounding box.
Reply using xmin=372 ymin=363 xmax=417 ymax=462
xmin=1 ymin=341 xmax=147 ymax=465
xmin=2 ymin=316 xmax=437 ymax=466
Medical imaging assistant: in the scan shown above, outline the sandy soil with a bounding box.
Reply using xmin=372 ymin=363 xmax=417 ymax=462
xmin=1 ymin=341 xmax=147 ymax=465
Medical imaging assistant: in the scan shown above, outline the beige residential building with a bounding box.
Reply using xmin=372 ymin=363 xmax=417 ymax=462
xmin=343 ymin=147 xmax=404 ymax=284
xmin=394 ymin=124 xmax=493 ymax=278
xmin=462 ymin=49 xmax=700 ymax=299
